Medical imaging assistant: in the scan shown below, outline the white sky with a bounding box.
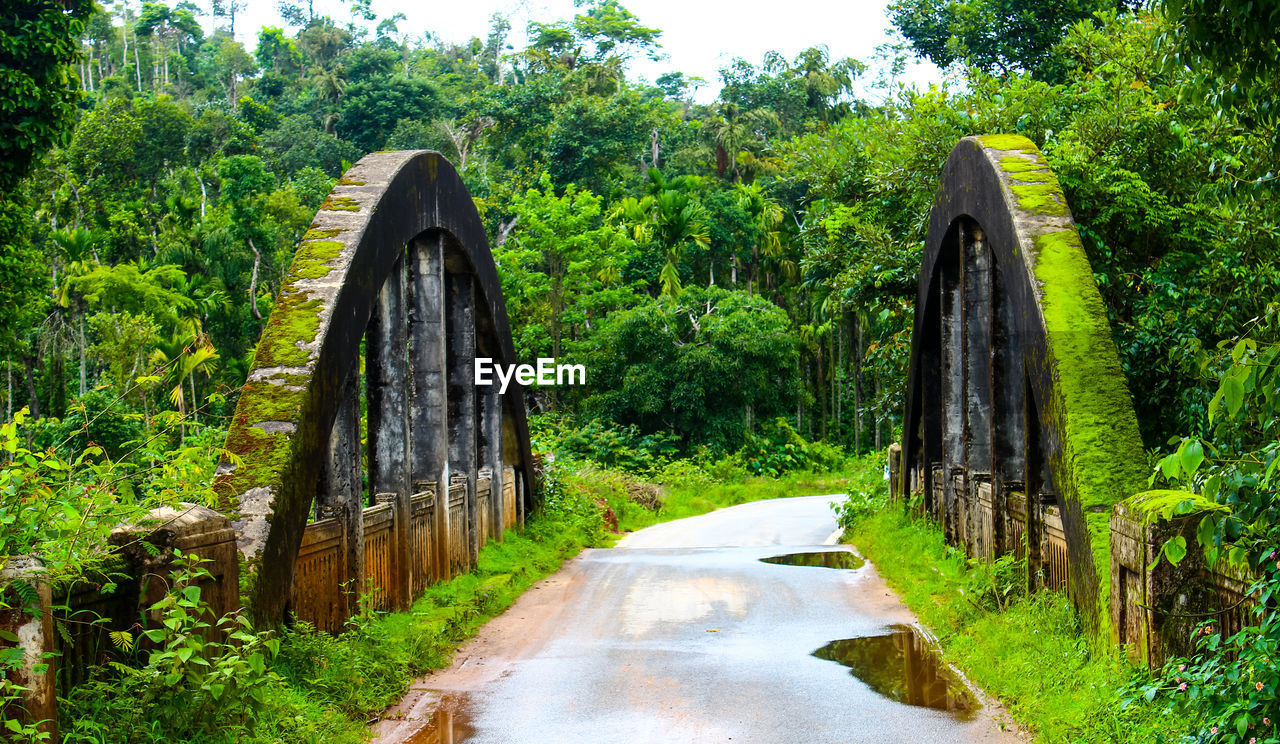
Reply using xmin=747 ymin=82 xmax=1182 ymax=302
xmin=228 ymin=0 xmax=945 ymax=103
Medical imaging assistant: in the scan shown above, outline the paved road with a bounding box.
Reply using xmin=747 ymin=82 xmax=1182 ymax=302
xmin=375 ymin=495 xmax=1022 ymax=744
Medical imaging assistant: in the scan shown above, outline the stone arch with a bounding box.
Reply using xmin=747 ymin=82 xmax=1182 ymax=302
xmin=214 ymin=151 xmax=535 ymax=625
xmin=900 ymin=135 xmax=1147 ymax=631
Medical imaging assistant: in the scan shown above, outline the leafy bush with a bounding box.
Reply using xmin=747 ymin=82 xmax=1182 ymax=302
xmin=1123 ymin=318 xmax=1280 ymax=741
xmin=734 ymin=418 xmax=847 ymax=477
xmin=60 ymin=554 xmax=295 ymax=743
xmin=35 ymin=390 xmax=146 ymax=461
xmin=537 ymin=416 xmax=680 ymax=474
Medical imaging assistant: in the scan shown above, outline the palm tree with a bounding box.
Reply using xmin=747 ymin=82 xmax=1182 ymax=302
xmin=650 ymin=190 xmax=709 ymax=296
xmin=709 ymin=103 xmax=779 ymax=182
xmin=150 ymin=337 xmax=219 ymax=439
xmin=52 ymin=228 xmax=102 ymax=396
xmin=735 ymin=183 xmax=787 ymax=295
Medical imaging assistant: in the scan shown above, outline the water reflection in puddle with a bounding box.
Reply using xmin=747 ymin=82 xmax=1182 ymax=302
xmin=403 ymin=693 xmax=476 ymax=744
xmin=813 ymin=625 xmax=978 ymax=719
xmin=761 ymin=551 xmax=865 ymax=569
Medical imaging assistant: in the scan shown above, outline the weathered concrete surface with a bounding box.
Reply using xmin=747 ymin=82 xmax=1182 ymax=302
xmin=214 ymin=151 xmax=536 ymax=625
xmin=900 ymin=135 xmax=1148 ymax=633
xmin=373 ymin=496 xmax=1023 ymax=744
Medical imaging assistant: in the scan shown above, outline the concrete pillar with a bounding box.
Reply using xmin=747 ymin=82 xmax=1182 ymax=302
xmin=940 ymin=234 xmax=965 ymax=545
xmin=446 ymin=264 xmax=478 ymax=569
xmin=962 ymin=224 xmax=994 ymax=558
xmin=409 ymin=233 xmax=450 ymax=583
xmin=992 ymin=251 xmax=1026 ymax=557
xmin=480 ymin=384 xmax=504 ymax=540
xmin=1 ymin=557 xmax=56 ymax=740
xmin=919 ymin=274 xmax=944 ymax=515
xmin=367 ymin=251 xmax=412 ymax=608
xmin=318 ymin=367 xmax=363 ymax=614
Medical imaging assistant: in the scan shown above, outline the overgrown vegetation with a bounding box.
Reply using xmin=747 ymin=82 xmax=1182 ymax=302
xmin=4 ymin=0 xmax=1280 ymax=738
xmin=837 ymin=460 xmax=1190 ymax=742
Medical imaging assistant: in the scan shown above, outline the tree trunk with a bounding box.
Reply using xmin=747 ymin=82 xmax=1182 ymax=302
xmin=248 ymin=237 xmax=263 ymax=319
xmin=796 ymin=357 xmax=802 ymax=431
xmin=78 ymin=312 xmax=87 ymax=396
xmin=874 ymin=375 xmax=883 ymax=452
xmin=816 ymin=341 xmax=828 ymax=440
xmin=134 ymin=37 xmax=142 ymax=92
xmin=190 ymin=373 xmax=198 ymax=424
xmin=854 ymin=314 xmax=863 ymax=454
xmin=22 ymin=353 xmax=40 ymax=420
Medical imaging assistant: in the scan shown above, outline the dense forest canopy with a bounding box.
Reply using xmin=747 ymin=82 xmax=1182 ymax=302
xmin=2 ymin=0 xmax=1278 ymax=461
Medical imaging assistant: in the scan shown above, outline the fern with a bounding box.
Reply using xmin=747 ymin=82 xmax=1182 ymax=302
xmin=109 ymin=630 xmax=134 ymax=652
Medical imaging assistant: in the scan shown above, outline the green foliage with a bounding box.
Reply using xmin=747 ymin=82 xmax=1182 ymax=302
xmin=0 ymin=0 xmax=93 ymax=192
xmin=58 ymin=554 xmax=360 ymax=744
xmin=1127 ymin=317 xmax=1280 ymax=738
xmin=888 ymin=0 xmax=1125 ymax=78
xmin=840 ymin=473 xmax=1190 ymax=742
xmin=1158 ymin=0 xmax=1280 ymax=148
xmin=582 ymin=287 xmax=799 ymax=453
xmin=38 ymin=389 xmax=144 ymax=460
xmin=534 ymin=416 xmax=679 ymax=474
xmin=734 ymin=417 xmax=845 ymax=477
xmin=1 ymin=409 xmax=148 ymax=586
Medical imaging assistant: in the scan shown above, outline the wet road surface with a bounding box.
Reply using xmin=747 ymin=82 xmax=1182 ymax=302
xmin=374 ymin=494 xmax=1023 ymax=744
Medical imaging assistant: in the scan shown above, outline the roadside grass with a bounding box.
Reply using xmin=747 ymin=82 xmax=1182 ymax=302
xmin=271 ymin=480 xmax=609 ymax=726
xmin=261 ymin=458 xmax=863 ymax=739
xmin=840 ymin=456 xmax=1189 ymax=742
xmin=59 ymin=458 xmax=860 ymax=743
xmin=573 ymin=456 xmax=876 ymax=534
xmin=59 ymin=476 xmax=608 ymax=744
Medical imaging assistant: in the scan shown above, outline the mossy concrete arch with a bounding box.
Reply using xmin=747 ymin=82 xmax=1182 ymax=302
xmin=213 ymin=150 xmax=535 ymax=625
xmin=900 ymin=134 xmax=1147 ymax=633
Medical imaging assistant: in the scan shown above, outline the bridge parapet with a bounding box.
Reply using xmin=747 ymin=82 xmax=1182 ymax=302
xmin=899 ymin=134 xmax=1148 ymax=634
xmin=214 ymin=151 xmax=535 ymax=627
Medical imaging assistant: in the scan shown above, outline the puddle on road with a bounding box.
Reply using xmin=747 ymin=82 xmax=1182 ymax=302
xmin=761 ymin=551 xmax=865 ymax=569
xmin=813 ymin=625 xmax=978 ymax=720
xmin=403 ymin=693 xmax=476 ymax=744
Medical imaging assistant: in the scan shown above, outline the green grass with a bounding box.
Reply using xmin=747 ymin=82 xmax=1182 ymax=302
xmin=844 ymin=502 xmax=1190 ymax=742
xmin=271 ymin=486 xmax=608 ymax=727
xmin=567 ymin=455 xmax=879 ymax=535
xmin=58 ymin=458 xmax=864 ymax=743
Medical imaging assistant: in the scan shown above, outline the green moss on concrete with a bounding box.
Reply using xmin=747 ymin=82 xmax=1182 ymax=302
xmin=320 ymin=195 xmax=360 ymax=211
xmin=251 ymin=293 xmax=323 ymax=368
xmin=1034 ymin=227 xmax=1148 ymax=500
xmin=336 ymin=177 xmax=366 ymax=186
xmin=291 ymin=240 xmax=343 ymax=280
xmin=979 ymin=133 xmax=1039 ymax=153
xmin=213 ymin=375 xmax=307 ymax=506
xmin=302 ymin=228 xmax=343 ymax=241
xmin=1009 ymin=182 xmax=1070 ymax=216
xmin=1032 ymin=227 xmax=1148 ymax=633
xmin=998 ymin=155 xmax=1045 ymax=173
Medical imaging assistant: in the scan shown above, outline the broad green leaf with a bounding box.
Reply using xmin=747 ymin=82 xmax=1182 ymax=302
xmin=1179 ymin=440 xmax=1205 ymax=476
xmin=1162 ymin=536 xmax=1187 ymax=566
xmin=1223 ymin=376 xmax=1245 ymax=417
